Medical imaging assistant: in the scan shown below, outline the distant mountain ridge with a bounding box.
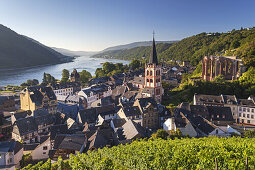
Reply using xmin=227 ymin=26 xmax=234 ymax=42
xmin=102 ymin=41 xmax=177 ymax=52
xmin=52 ymin=47 xmax=98 ymax=57
xmin=0 ymin=24 xmax=73 ymax=69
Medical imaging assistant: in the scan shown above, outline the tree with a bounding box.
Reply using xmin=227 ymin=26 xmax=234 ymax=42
xmin=95 ymin=68 xmax=106 ymax=78
xmin=61 ymin=69 xmax=69 ymax=82
xmin=151 ymin=129 xmax=169 ymax=140
xmin=103 ymin=62 xmax=115 ymax=73
xmin=80 ymin=70 xmax=92 ymax=83
xmin=129 ymin=59 xmax=141 ymax=70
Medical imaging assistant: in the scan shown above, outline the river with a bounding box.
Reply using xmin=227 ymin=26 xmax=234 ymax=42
xmin=0 ymin=56 xmax=130 ymax=86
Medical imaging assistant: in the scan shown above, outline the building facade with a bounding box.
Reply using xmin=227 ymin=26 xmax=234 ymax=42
xmin=143 ymin=36 xmax=164 ymax=103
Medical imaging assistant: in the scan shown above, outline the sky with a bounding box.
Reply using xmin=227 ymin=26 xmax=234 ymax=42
xmin=0 ymin=0 xmax=254 ymax=51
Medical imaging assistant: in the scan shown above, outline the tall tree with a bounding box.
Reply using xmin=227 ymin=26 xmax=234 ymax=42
xmin=80 ymin=70 xmax=92 ymax=83
xmin=61 ymin=69 xmax=69 ymax=82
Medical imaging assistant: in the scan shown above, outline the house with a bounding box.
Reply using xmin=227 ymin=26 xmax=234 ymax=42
xmin=23 ymin=136 xmax=51 ymax=160
xmin=122 ymin=120 xmax=147 ymax=140
xmin=20 ymin=86 xmax=57 ymax=114
xmin=0 ymin=141 xmax=23 ymax=169
xmin=117 ymin=106 xmax=142 ymax=125
xmin=190 ymin=116 xmax=227 ymax=137
xmin=57 ymin=103 xmax=80 ymax=120
xmin=12 ymin=117 xmax=38 ymax=144
xmin=163 ymin=113 xmax=197 ymax=137
xmin=193 ymin=94 xmax=255 ymax=125
xmin=51 ymin=83 xmax=74 ymax=96
xmin=133 ymin=97 xmax=159 ymax=129
xmin=131 ymin=76 xmax=145 ymax=89
xmin=49 ymin=134 xmax=86 ymax=160
xmin=77 ymin=108 xmax=98 ymax=127
xmin=12 ymin=112 xmax=54 ymax=144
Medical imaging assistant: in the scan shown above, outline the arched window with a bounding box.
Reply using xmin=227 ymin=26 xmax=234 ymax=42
xmin=156 ymin=70 xmax=160 ymax=76
xmin=147 ymin=79 xmax=149 ymax=82
xmin=147 ymin=70 xmax=149 ymax=76
xmin=150 ymin=71 xmax=153 ymax=76
xmin=150 ymin=79 xmax=153 ymax=83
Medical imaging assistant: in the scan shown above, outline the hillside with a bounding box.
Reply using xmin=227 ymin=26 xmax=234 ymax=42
xmin=93 ymin=28 xmax=255 ymax=67
xmin=101 ymin=41 xmax=177 ymax=52
xmin=93 ymin=43 xmax=173 ymax=60
xmin=23 ymin=137 xmax=255 ymax=169
xmin=0 ymin=24 xmax=73 ymax=69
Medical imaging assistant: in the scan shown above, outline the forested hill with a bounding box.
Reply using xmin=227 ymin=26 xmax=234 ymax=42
xmin=93 ymin=27 xmax=255 ymax=67
xmin=0 ymin=24 xmax=72 ymax=69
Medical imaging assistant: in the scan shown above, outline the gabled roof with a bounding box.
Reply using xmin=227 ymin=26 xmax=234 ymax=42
xmin=135 ymin=97 xmax=158 ymax=112
xmin=54 ymin=134 xmax=85 ymax=151
xmin=206 ymin=106 xmax=233 ymax=121
xmin=88 ymin=131 xmax=108 ymax=150
xmin=189 ymin=116 xmax=216 ymax=135
xmin=34 ymin=113 xmax=54 ymax=126
xmin=0 ymin=141 xmax=23 ymax=154
xmin=121 ymin=106 xmax=141 ymax=118
xmin=14 ymin=117 xmax=38 ymax=136
xmin=78 ymin=108 xmax=98 ymax=124
xmin=122 ymin=120 xmax=146 ymax=139
xmin=50 ymin=124 xmax=69 ymax=140
xmin=238 ymin=99 xmax=255 ymax=107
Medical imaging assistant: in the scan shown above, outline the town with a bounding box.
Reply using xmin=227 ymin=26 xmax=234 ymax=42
xmin=0 ymin=35 xmax=253 ymax=169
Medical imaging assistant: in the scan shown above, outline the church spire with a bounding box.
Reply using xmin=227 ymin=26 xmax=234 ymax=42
xmin=149 ymin=31 xmax=158 ymax=64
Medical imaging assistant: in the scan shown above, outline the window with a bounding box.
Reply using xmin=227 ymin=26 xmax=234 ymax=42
xmin=252 ymin=115 xmax=254 ymax=119
xmin=239 ymin=107 xmax=242 ymax=111
xmin=217 ymin=115 xmax=219 ymax=118
xmin=222 ymin=114 xmax=225 ymax=118
xmin=247 ymin=114 xmax=250 ymax=118
xmin=43 ymin=146 xmax=48 ymax=150
xmin=252 ymin=109 xmax=254 ymax=113
xmin=242 ymin=119 xmax=244 ymax=123
xmin=243 ymin=114 xmax=246 ymax=118
xmin=248 ymin=108 xmax=250 ymax=112
xmin=150 ymin=79 xmax=153 ymax=83
xmin=147 ymin=79 xmax=149 ymax=82
xmin=43 ymin=152 xmax=46 ymax=154
xmin=248 ymin=120 xmax=251 ymax=124
xmin=147 ymin=70 xmax=149 ymax=76
xmin=239 ymin=113 xmax=241 ymax=117
xmin=216 ymin=129 xmax=218 ymax=134
xmin=243 ymin=108 xmax=246 ymax=112
xmin=150 ymin=71 xmax=153 ymax=76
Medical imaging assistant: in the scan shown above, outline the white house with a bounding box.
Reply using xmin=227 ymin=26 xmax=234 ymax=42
xmin=0 ymin=141 xmax=23 ymax=169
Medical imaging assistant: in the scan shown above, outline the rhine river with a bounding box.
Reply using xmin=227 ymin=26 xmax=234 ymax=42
xmin=0 ymin=56 xmax=130 ymax=86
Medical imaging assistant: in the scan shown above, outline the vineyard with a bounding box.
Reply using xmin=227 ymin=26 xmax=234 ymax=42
xmin=23 ymin=137 xmax=255 ymax=169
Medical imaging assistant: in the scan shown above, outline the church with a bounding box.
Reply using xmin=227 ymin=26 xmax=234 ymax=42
xmin=141 ymin=35 xmax=164 ymax=103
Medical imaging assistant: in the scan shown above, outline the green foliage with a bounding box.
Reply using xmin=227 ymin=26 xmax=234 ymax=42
xmin=23 ymin=137 xmax=255 ymax=169
xmin=20 ymin=79 xmax=39 ymax=87
xmin=20 ymin=153 xmax=32 ymax=168
xmin=129 ymin=59 xmax=141 ymax=70
xmin=95 ymin=62 xmax=128 ymax=78
xmin=151 ymin=129 xmax=169 ymax=140
xmin=41 ymin=72 xmax=56 ymax=86
xmin=244 ymin=130 xmax=255 ymax=138
xmin=61 ymin=69 xmax=69 ymax=82
xmin=79 ymin=70 xmax=92 ymax=83
xmin=93 ymin=28 xmax=255 ymax=67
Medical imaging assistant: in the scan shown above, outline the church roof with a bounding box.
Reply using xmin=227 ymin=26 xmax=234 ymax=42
xmin=149 ymin=36 xmax=158 ymax=64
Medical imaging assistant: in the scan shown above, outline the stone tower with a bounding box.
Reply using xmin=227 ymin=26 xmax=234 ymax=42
xmin=70 ymin=69 xmax=80 ymax=83
xmin=144 ymin=35 xmax=163 ymax=103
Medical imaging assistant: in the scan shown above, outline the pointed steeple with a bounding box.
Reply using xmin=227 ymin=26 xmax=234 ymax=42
xmin=149 ymin=32 xmax=158 ymax=64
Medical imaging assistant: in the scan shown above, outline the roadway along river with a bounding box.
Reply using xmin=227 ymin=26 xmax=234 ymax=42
xmin=0 ymin=56 xmax=130 ymax=86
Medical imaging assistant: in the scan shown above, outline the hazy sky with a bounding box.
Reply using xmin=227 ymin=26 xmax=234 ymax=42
xmin=0 ymin=0 xmax=254 ymax=51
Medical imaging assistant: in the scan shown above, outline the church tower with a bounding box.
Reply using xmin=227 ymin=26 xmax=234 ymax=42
xmin=144 ymin=34 xmax=163 ymax=103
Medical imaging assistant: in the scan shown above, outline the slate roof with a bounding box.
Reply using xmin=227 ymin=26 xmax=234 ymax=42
xmin=54 ymin=134 xmax=85 ymax=151
xmin=111 ymin=119 xmax=126 ymax=128
xmin=14 ymin=117 xmax=38 ymax=136
xmin=0 ymin=141 xmax=23 ymax=154
xmin=78 ymin=108 xmax=98 ymax=124
xmin=12 ymin=110 xmax=30 ymax=121
xmin=194 ymin=94 xmax=224 ymax=104
xmin=149 ymin=36 xmax=158 ymax=64
xmin=112 ymin=85 xmax=127 ymax=97
xmin=135 ymin=97 xmax=158 ymax=112
xmin=206 ymin=106 xmax=234 ymax=121
xmin=238 ymin=99 xmax=255 ymax=107
xmin=189 ymin=116 xmax=216 ymax=135
xmin=132 ymin=76 xmax=145 ymax=86
xmin=50 ymin=124 xmax=69 ymax=140
xmin=122 ymin=106 xmax=141 ymax=118
xmin=222 ymin=95 xmax=238 ymax=105
xmin=23 ymin=143 xmax=39 ymax=151
xmin=88 ymin=131 xmax=108 ymax=150
xmin=57 ymin=103 xmax=79 ymax=120
xmin=190 ymin=105 xmax=209 ymax=119
xmin=34 ymin=113 xmax=54 ymax=126
xmin=25 ymin=86 xmax=56 ymax=106
xmin=122 ymin=120 xmax=146 ymax=140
